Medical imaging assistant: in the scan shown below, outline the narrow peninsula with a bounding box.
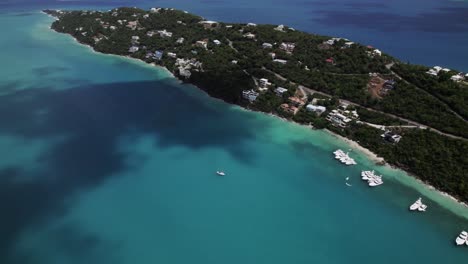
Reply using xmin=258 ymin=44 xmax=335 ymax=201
xmin=43 ymin=7 xmax=468 ymax=203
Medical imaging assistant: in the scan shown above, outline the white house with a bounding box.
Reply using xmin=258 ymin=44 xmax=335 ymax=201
xmin=128 ymin=46 xmax=139 ymax=53
xmin=262 ymin=43 xmax=273 ymax=49
xmin=306 ymin=104 xmax=327 ymax=114
xmin=327 ymin=111 xmax=352 ymax=128
xmin=259 ymin=78 xmax=271 ymax=88
xmin=167 ymin=52 xmax=177 ymax=58
xmin=213 ymin=39 xmax=221 ymax=45
xmin=176 ymin=37 xmax=185 ymax=44
xmin=247 ymin=23 xmax=257 ymax=27
xmin=158 ymin=29 xmax=172 ymax=38
xmin=274 ymin=24 xmax=285 ymax=32
xmin=273 ymin=59 xmax=287 ymax=64
xmin=243 ymin=33 xmax=256 ymax=39
xmin=381 ymin=131 xmax=402 ymax=143
xmin=196 ymin=39 xmax=208 ymax=49
xmin=274 ymin=87 xmax=288 ymax=96
xmin=280 ymin=42 xmax=295 ymax=53
xmin=242 ymin=90 xmax=259 ymax=102
xmin=451 ymin=75 xmax=464 ymax=82
xmin=373 ymin=49 xmax=382 ymax=56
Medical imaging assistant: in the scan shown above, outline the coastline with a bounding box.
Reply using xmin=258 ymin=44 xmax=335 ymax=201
xmin=44 ymin=14 xmax=468 ymax=212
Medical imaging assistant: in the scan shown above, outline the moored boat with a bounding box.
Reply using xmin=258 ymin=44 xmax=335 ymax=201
xmin=418 ymin=204 xmax=427 ymax=212
xmin=216 ymin=171 xmax=225 ymax=176
xmin=409 ymin=198 xmax=422 ymax=211
xmin=455 ymin=231 xmax=468 ymax=246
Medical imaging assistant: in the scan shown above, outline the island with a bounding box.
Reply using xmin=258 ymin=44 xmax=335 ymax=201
xmin=43 ymin=7 xmax=468 ymax=203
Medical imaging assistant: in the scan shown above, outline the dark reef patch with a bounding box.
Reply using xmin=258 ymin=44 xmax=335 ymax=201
xmin=0 ymin=78 xmax=266 ymax=263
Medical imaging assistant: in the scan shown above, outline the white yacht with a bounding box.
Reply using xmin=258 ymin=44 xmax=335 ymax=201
xmin=369 ymin=177 xmax=383 ymax=187
xmin=418 ymin=204 xmax=427 ymax=212
xmin=216 ymin=171 xmax=225 ymax=176
xmin=409 ymin=198 xmax=422 ymax=211
xmin=455 ymin=231 xmax=468 ymax=246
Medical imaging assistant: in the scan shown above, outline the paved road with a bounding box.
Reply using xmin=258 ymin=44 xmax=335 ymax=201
xmin=263 ymin=67 xmax=467 ymax=141
xmin=386 ymin=63 xmax=467 ymax=122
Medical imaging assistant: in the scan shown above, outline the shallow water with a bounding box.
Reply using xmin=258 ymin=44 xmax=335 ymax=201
xmin=0 ymin=6 xmax=467 ymax=264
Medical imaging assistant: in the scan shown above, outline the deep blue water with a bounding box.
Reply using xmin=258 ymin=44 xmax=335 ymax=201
xmin=1 ymin=1 xmax=468 ymax=264
xmin=2 ymin=0 xmax=467 ymax=71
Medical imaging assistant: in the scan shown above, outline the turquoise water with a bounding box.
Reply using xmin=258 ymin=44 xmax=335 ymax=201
xmin=1 ymin=10 xmax=468 ymax=264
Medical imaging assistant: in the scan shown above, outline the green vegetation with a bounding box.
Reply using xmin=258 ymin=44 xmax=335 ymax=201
xmin=44 ymin=8 xmax=468 ymax=202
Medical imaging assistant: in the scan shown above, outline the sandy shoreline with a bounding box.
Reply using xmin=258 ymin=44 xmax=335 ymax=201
xmin=44 ymin=16 xmax=468 ymax=210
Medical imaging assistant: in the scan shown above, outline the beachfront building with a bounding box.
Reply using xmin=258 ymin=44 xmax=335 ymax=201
xmin=242 ymin=90 xmax=259 ymax=102
xmin=381 ymin=131 xmax=402 ymax=143
xmin=327 ymin=110 xmax=353 ymax=128
xmin=280 ymin=103 xmax=299 ymax=115
xmin=247 ymin=23 xmax=257 ymax=27
xmin=288 ymin=96 xmax=306 ymax=107
xmin=306 ymin=104 xmax=327 ymax=115
xmin=153 ymin=50 xmax=163 ymax=60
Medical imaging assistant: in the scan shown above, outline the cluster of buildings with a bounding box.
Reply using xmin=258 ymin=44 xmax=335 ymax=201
xmin=175 ymin=58 xmax=203 ymax=79
xmin=145 ymin=50 xmax=164 ymax=60
xmin=326 ymin=104 xmax=359 ymax=128
xmin=129 ymin=35 xmax=140 ymax=53
xmin=279 ymin=42 xmax=295 ymax=53
xmin=280 ymin=96 xmax=306 ymax=115
xmin=242 ymin=90 xmax=260 ymax=102
xmin=426 ymin=66 xmax=467 ymax=82
xmin=450 ymin=73 xmax=467 ymax=82
xmin=366 ymin=48 xmax=382 ymax=57
xmin=426 ymin=66 xmax=451 ymax=76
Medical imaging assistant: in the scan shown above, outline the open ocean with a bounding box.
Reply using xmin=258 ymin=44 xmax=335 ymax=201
xmin=0 ymin=1 xmax=467 ymax=263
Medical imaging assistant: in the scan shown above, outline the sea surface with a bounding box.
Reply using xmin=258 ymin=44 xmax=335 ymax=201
xmin=0 ymin=1 xmax=468 ymax=264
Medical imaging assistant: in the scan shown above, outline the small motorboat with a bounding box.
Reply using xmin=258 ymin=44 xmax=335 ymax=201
xmin=216 ymin=171 xmax=225 ymax=176
xmin=346 ymin=177 xmax=350 ymax=181
xmin=345 ymin=182 xmax=352 ymax=187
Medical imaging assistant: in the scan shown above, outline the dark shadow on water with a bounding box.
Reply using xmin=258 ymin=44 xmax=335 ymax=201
xmin=0 ymin=78 xmax=266 ymax=263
